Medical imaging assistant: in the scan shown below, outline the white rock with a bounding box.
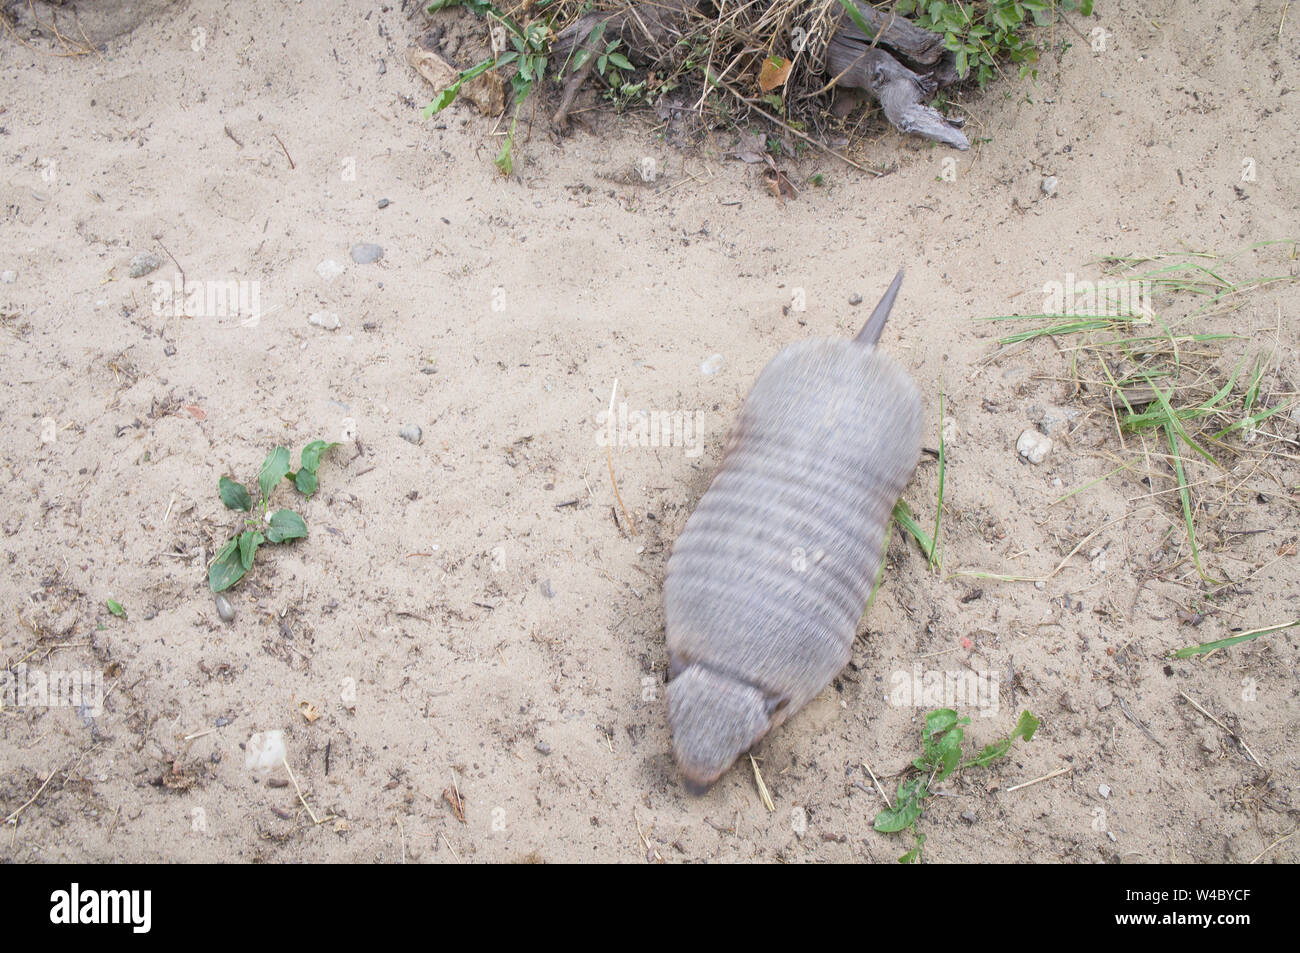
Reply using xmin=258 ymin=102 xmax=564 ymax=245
xmin=942 ymin=416 xmax=958 ymax=445
xmin=700 ymin=353 xmax=724 ymax=375
xmin=1041 ymin=176 xmax=1058 ymax=197
xmin=1098 ymin=783 xmax=1111 ymax=799
xmin=0 ymin=270 xmax=15 ymax=283
xmin=316 ymin=259 xmax=345 ymax=282
xmin=1017 ymin=429 xmax=1052 ymax=464
xmin=245 ymin=730 xmax=287 ymax=775
xmin=309 ymin=311 xmax=341 ymax=330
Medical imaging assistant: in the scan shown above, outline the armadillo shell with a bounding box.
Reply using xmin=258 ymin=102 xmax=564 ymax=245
xmin=666 ymin=339 xmax=923 ymax=725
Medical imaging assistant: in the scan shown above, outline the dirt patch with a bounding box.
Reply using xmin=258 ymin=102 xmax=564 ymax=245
xmin=1 ymin=0 xmax=1297 ymax=863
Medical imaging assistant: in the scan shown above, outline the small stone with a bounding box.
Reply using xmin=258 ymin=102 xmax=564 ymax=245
xmin=399 ymin=424 xmax=422 ymax=445
xmin=163 ymin=343 xmax=177 ymax=357
xmin=1098 ymin=783 xmax=1111 ymax=799
xmin=214 ymin=593 xmax=236 ymax=623
xmin=942 ymin=416 xmax=958 ymax=445
xmin=350 ymin=242 xmax=384 ymax=264
xmin=1095 ymin=688 xmax=1113 ymax=710
xmin=0 ymin=270 xmax=15 ymax=283
xmin=377 ymin=198 xmax=391 ymax=209
xmin=539 ymin=579 xmax=556 ymax=599
xmin=700 ymin=353 xmax=724 ymax=375
xmin=535 ymin=741 xmax=552 ymax=755
xmin=316 ymin=259 xmax=345 ymax=282
xmin=245 ymin=730 xmax=286 ymax=776
xmin=848 ymin=292 xmax=863 ymax=306
xmin=309 ymin=311 xmax=341 ymax=330
xmin=960 ymin=809 xmax=978 ymax=824
xmin=1041 ymin=176 xmax=1058 ymax=197
xmin=129 ymin=252 xmax=161 ymax=278
xmin=1016 ymin=429 xmax=1052 ymax=464
xmin=215 ymin=715 xmax=233 ymax=728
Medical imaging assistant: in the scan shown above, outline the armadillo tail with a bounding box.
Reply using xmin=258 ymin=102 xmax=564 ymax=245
xmin=855 ymin=267 xmax=905 ymax=345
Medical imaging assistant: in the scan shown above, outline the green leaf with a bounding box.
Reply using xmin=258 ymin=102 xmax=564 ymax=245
xmin=265 ymin=509 xmax=308 ymax=544
xmin=964 ymin=710 xmax=1041 ymax=767
xmin=294 ymin=468 xmax=319 ymax=498
xmin=209 ymin=538 xmax=248 ymax=592
xmin=421 ymin=56 xmax=499 ymax=119
xmin=238 ymin=529 xmax=265 ymax=571
xmin=607 ymin=52 xmax=633 ymax=71
xmin=495 ymin=135 xmax=514 ymax=176
xmin=874 ymin=777 xmax=927 ymax=832
xmin=106 ymin=599 xmax=126 ymax=618
xmin=258 ymin=446 xmax=292 ymax=502
xmin=955 ymin=46 xmax=968 ymax=77
xmin=219 ymin=476 xmax=253 ymax=511
xmin=300 ymin=440 xmax=339 ymax=474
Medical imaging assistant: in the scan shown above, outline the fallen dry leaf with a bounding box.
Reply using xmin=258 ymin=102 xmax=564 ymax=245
xmin=442 ymin=785 xmax=466 ymax=823
xmin=762 ymin=166 xmax=799 ymax=202
xmin=758 ymin=55 xmax=793 ymax=93
xmin=408 ymin=45 xmax=504 ymax=117
xmin=298 ymin=700 xmax=320 ymax=724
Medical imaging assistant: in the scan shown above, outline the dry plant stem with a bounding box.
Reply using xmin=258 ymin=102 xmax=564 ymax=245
xmin=1178 ymin=691 xmax=1263 ymax=768
xmin=712 ymin=76 xmax=876 ymax=174
xmin=1005 ymin=766 xmax=1071 ymax=792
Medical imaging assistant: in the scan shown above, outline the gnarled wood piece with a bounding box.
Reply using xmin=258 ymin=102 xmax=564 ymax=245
xmin=826 ymin=42 xmax=969 ymax=150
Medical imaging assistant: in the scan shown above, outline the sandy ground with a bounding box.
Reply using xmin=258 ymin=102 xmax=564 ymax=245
xmin=1 ymin=0 xmax=1298 ymax=863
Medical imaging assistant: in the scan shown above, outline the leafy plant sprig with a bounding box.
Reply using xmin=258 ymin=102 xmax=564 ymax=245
xmin=209 ymin=441 xmax=338 ymax=592
xmin=875 ymin=708 xmax=1040 ymax=862
xmin=893 ymin=0 xmax=1094 ymax=87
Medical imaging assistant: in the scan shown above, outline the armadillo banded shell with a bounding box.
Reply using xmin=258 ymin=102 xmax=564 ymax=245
xmin=666 ymin=339 xmax=922 ymax=732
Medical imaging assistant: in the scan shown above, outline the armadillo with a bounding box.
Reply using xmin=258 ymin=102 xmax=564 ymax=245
xmin=664 ymin=269 xmax=923 ymax=792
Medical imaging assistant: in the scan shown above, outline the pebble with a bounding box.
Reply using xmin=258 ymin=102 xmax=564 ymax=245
xmin=215 ymin=593 xmax=235 ymax=623
xmin=129 ymin=252 xmax=161 ymax=278
xmin=316 ymin=259 xmax=345 ymax=282
xmin=539 ymin=579 xmax=556 ymax=599
xmin=1016 ymin=429 xmax=1052 ymax=464
xmin=535 ymin=741 xmax=552 ymax=755
xmin=960 ymin=809 xmax=978 ymax=824
xmin=245 ymin=730 xmax=287 ymax=776
xmin=1098 ymin=783 xmax=1111 ymax=799
xmin=1095 ymin=688 xmax=1113 ymax=710
xmin=0 ymin=270 xmax=15 ymax=283
xmin=309 ymin=310 xmax=341 ymax=330
xmin=1041 ymin=176 xmax=1058 ymax=197
xmin=350 ymin=242 xmax=384 ymax=264
xmin=399 ymin=424 xmax=422 ymax=445
xmin=700 ymin=353 xmax=724 ymax=375
xmin=848 ymin=292 xmax=863 ymax=306
xmin=377 ymin=198 xmax=391 ymax=209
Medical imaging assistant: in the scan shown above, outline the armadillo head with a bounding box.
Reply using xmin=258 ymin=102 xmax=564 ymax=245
xmin=667 ymin=663 xmax=783 ymax=793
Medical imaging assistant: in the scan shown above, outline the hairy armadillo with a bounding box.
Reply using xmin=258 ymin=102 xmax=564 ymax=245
xmin=664 ymin=269 xmax=923 ymax=792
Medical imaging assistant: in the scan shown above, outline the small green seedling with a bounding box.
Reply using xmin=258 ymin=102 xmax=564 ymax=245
xmin=209 ymin=441 xmax=338 ymax=593
xmin=106 ymin=599 xmax=126 ymax=619
xmin=875 ymin=708 xmax=1040 ymax=863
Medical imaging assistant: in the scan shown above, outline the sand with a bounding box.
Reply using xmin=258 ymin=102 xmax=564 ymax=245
xmin=1 ymin=0 xmax=1297 ymax=863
